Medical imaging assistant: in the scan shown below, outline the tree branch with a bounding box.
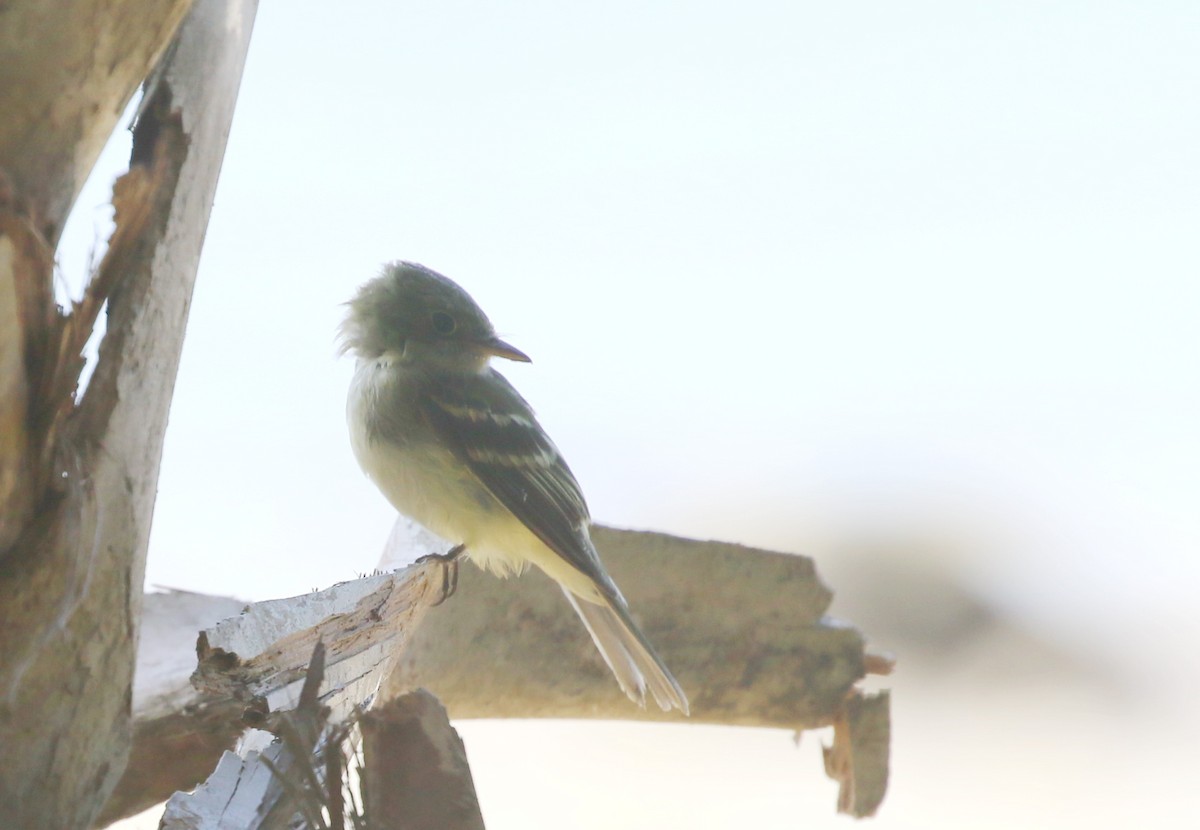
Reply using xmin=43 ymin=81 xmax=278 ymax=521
xmin=360 ymin=690 xmax=486 ymax=830
xmin=391 ymin=526 xmax=865 ymax=727
xmin=102 ymin=527 xmax=891 ymax=823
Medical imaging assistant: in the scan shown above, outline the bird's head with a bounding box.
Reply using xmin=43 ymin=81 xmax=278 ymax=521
xmin=341 ymin=261 xmax=530 ymax=371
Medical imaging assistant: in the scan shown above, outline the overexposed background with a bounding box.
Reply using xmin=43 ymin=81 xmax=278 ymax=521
xmin=63 ymin=1 xmax=1199 ymax=827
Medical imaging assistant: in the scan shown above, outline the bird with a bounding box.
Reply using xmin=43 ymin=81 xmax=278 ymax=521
xmin=340 ymin=261 xmax=689 ymax=713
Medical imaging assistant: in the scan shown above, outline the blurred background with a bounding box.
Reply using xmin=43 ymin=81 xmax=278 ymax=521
xmin=65 ymin=0 xmax=1199 ymax=827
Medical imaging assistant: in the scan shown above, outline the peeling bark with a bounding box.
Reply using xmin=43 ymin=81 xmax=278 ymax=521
xmin=0 ymin=2 xmax=258 ymax=826
xmin=102 ymin=528 xmax=891 ymax=823
xmin=0 ymin=0 xmax=193 ymax=243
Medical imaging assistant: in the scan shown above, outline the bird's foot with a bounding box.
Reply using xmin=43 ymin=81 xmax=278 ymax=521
xmin=417 ymin=544 xmax=466 ymax=604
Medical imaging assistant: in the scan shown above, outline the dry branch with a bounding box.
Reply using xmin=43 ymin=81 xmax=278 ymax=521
xmin=104 ymin=563 xmax=451 ymax=825
xmin=104 ymin=527 xmax=890 ymax=823
xmin=160 ymin=643 xmax=384 ymax=830
xmin=157 ymin=745 xmax=286 ymax=830
xmin=159 ymin=643 xmax=338 ymax=830
xmin=823 ymin=690 xmax=891 ymax=818
xmin=360 ymin=690 xmax=486 ymax=830
xmin=95 ymin=591 xmax=250 ymax=827
xmin=192 ymin=563 xmax=450 ymax=721
xmin=391 ymin=526 xmax=868 ymax=727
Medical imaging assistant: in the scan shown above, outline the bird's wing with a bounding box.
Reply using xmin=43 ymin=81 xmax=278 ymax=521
xmin=420 ymin=369 xmax=610 ymax=587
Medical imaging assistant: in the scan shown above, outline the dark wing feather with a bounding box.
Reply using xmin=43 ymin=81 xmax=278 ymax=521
xmin=420 ymin=369 xmax=608 ymax=584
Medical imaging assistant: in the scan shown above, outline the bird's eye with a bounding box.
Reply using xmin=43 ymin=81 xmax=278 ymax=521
xmin=430 ymin=311 xmax=457 ymax=335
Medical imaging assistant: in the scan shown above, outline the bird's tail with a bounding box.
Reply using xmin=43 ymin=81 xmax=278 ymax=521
xmin=562 ymin=589 xmax=689 ymax=714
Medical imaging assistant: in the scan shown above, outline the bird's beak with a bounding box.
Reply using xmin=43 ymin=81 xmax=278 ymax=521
xmin=478 ymin=335 xmax=531 ymax=363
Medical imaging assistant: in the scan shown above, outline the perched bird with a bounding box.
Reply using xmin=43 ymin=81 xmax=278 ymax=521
xmin=341 ymin=261 xmax=689 ymax=713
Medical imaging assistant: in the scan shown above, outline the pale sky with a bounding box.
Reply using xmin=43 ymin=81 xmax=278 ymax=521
xmin=73 ymin=1 xmax=1200 ymax=827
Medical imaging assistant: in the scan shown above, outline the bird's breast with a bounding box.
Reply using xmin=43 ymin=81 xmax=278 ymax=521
xmin=346 ymin=360 xmax=521 ymax=562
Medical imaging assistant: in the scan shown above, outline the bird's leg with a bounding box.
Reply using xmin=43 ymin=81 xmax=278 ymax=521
xmin=417 ymin=543 xmax=466 ymax=604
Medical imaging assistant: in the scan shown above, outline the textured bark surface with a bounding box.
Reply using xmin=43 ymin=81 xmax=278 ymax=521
xmin=94 ymin=592 xmax=249 ymax=827
xmin=824 ymin=690 xmax=892 ymax=818
xmin=191 ymin=564 xmax=448 ymax=720
xmin=361 ymin=690 xmax=486 ymax=830
xmin=159 ymin=644 xmax=346 ymax=830
xmin=97 ymin=698 xmax=247 ymax=828
xmin=0 ymin=1 xmax=258 ymax=827
xmin=0 ymin=198 xmax=54 ymax=552
xmin=391 ymin=526 xmax=866 ymax=727
xmin=103 ymin=562 xmax=450 ymax=824
xmin=101 ymin=527 xmax=890 ymax=824
xmin=0 ymin=0 xmax=193 ymax=243
xmin=0 ymin=96 xmax=191 ymax=830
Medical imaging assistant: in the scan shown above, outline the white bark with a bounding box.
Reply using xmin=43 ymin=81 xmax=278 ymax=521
xmin=192 ymin=565 xmax=448 ymax=721
xmin=157 ymin=748 xmax=284 ymax=830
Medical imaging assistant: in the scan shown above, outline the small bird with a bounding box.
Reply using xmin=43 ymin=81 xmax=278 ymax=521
xmin=341 ymin=262 xmax=689 ymax=713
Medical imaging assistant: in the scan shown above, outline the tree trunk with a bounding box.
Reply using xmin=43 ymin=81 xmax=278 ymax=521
xmin=0 ymin=1 xmax=258 ymax=826
xmin=0 ymin=0 xmax=193 ymax=245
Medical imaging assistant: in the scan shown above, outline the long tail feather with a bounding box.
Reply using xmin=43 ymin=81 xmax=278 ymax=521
xmin=562 ymin=589 xmax=689 ymax=714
